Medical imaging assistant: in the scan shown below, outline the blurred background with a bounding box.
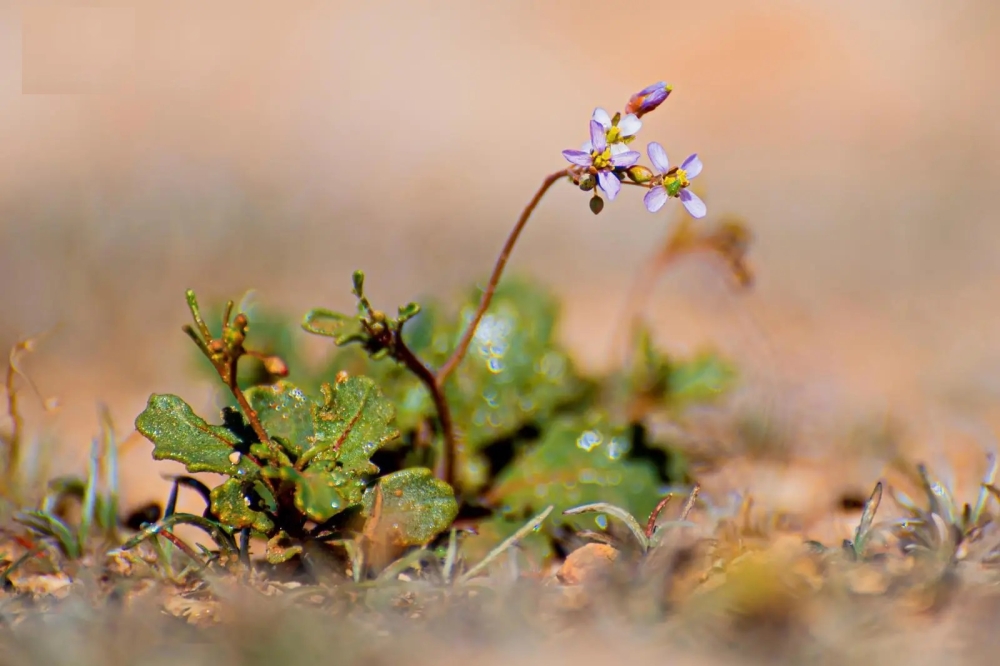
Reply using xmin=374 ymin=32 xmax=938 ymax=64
xmin=2 ymin=0 xmax=999 ymax=518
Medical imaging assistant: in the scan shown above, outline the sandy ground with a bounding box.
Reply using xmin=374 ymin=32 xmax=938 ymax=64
xmin=1 ymin=1 xmax=1000 ymax=520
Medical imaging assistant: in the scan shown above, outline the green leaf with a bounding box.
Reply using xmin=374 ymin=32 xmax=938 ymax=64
xmin=135 ymin=394 xmax=260 ymax=477
xmin=486 ymin=413 xmax=662 ymax=533
xmin=245 ymin=381 xmax=315 ymax=458
xmin=266 ymin=531 xmax=302 ymax=564
xmin=265 ymin=464 xmax=362 ymax=524
xmin=362 ymin=468 xmax=458 ymax=547
xmin=210 ymin=478 xmax=274 ymax=534
xmin=616 ymin=325 xmax=736 ymax=412
xmin=304 ymin=376 xmax=400 ymax=473
xmin=320 ymin=279 xmax=585 ymax=487
xmin=302 ymin=308 xmax=368 ymax=346
xmin=446 ymin=280 xmax=584 ymax=451
xmin=667 ymin=352 xmax=737 ymax=405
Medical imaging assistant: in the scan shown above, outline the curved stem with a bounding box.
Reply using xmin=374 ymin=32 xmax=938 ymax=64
xmin=436 ymin=169 xmax=569 ymax=385
xmin=219 ymin=355 xmax=278 ymax=496
xmin=395 ymin=337 xmax=459 ymax=487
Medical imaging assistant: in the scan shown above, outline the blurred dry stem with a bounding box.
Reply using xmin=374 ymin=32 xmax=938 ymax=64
xmin=611 ymin=213 xmax=754 ymax=369
xmin=2 ymin=333 xmax=59 ymax=500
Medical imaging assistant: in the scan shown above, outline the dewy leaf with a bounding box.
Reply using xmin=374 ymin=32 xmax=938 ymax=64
xmin=307 ymin=376 xmax=400 ymax=473
xmin=320 ymin=305 xmax=440 ymax=436
xmin=487 ymin=413 xmax=662 ymax=533
xmin=135 ymin=394 xmax=260 ymax=477
xmin=210 ymin=478 xmax=274 ymax=534
xmin=616 ymin=324 xmax=736 ymax=412
xmin=265 ymin=464 xmax=362 ymax=524
xmin=322 ymin=279 xmax=584 ymax=456
xmin=447 ymin=280 xmax=584 ymax=451
xmin=362 ymin=468 xmax=458 ymax=547
xmin=302 ymin=308 xmax=367 ymax=345
xmin=245 ymin=381 xmax=315 ymax=458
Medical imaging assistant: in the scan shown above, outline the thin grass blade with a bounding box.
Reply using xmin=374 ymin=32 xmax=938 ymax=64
xmin=458 ymin=505 xmax=553 ymax=584
xmin=563 ymin=502 xmax=648 ymax=551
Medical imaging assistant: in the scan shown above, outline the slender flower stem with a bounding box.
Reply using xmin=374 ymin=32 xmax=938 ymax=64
xmin=222 ymin=357 xmax=281 ymax=497
xmin=395 ymin=337 xmax=458 ymax=487
xmin=436 ymin=169 xmax=569 ymax=385
xmin=184 ymin=322 xmax=279 ymax=496
xmin=226 ymin=359 xmax=275 ymax=457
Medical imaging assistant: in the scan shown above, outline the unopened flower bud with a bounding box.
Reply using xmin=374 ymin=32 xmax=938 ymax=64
xmin=627 ymin=165 xmax=654 ymax=184
xmin=398 ymin=302 xmax=421 ymax=321
xmin=262 ymin=355 xmax=289 ymax=377
xmin=351 ymin=270 xmax=365 ymax=297
xmin=625 ymin=82 xmax=672 ymax=118
xmin=589 ymin=195 xmax=605 ymax=215
xmin=579 ymin=174 xmax=597 ymax=191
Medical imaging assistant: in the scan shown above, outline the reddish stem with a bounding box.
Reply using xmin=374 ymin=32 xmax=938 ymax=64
xmin=435 ymin=169 xmax=569 ymax=385
xmin=395 ymin=337 xmax=458 ymax=487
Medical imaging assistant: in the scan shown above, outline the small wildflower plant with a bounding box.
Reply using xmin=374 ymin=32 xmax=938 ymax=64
xmin=561 ymin=82 xmax=706 ymax=218
xmin=4 ymin=80 xmax=747 ymax=585
xmin=128 ymin=80 xmax=734 ymax=572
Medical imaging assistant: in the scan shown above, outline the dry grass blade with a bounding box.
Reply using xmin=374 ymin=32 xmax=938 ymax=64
xmin=458 ymin=505 xmax=553 ymax=584
xmin=853 ymin=481 xmax=883 ymax=558
xmin=564 ymin=502 xmax=648 ymax=552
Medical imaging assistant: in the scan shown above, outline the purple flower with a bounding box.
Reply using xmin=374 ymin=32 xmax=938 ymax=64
xmin=582 ymin=108 xmax=642 ymax=155
xmin=562 ymin=119 xmax=641 ymax=201
xmin=642 ymin=142 xmax=706 ymax=218
xmin=626 ymin=82 xmax=672 ymax=118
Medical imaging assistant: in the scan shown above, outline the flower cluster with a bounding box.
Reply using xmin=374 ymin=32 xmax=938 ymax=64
xmin=562 ymin=81 xmax=706 ymax=219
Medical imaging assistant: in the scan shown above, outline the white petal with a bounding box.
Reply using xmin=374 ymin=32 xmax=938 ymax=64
xmin=680 ymin=190 xmax=707 ymax=218
xmin=598 ymin=171 xmax=621 ymax=201
xmin=681 ymin=154 xmax=703 ymax=179
xmin=592 ymin=107 xmax=612 ymax=129
xmin=647 ymin=142 xmax=670 ymax=174
xmin=581 ymin=140 xmax=593 ymax=152
xmin=644 ymin=186 xmax=668 ymax=213
xmin=562 ymin=150 xmax=593 ymax=167
xmin=609 ymin=142 xmax=629 ymax=155
xmin=617 ymin=114 xmax=642 ymax=137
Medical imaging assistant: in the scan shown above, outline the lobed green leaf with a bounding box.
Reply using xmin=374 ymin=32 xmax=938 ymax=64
xmin=135 ymin=394 xmax=260 ymax=477
xmin=362 ymin=468 xmax=458 ymax=547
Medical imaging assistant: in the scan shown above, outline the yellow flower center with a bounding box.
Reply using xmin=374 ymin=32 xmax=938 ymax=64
xmin=592 ymin=147 xmax=614 ymax=170
xmin=664 ymin=168 xmax=690 ymax=197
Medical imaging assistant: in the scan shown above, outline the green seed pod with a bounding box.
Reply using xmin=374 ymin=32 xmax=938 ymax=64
xmin=627 ymin=165 xmax=654 ymax=184
xmin=579 ymin=174 xmax=597 ymax=191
